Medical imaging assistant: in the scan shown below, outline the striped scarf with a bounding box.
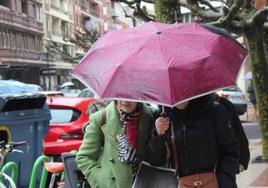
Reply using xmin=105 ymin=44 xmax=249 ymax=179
xmin=117 ymin=105 xmax=140 ymax=166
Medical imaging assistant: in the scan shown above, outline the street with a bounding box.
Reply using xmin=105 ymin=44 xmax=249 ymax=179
xmin=242 ymin=122 xmax=261 ymax=140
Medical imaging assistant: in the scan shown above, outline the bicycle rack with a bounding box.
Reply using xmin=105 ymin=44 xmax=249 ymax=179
xmin=29 ymin=155 xmax=49 ymax=188
xmin=0 ymin=161 xmax=18 ymax=187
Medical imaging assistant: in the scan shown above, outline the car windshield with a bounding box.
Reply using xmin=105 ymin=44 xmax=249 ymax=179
xmin=50 ymin=108 xmax=81 ymax=123
xmin=78 ymin=89 xmax=95 ymax=98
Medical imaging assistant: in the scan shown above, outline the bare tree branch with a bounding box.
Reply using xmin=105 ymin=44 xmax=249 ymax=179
xmin=113 ymin=0 xmax=136 ymax=7
xmin=133 ymin=0 xmax=156 ymax=21
xmin=217 ymin=0 xmax=243 ymax=25
xmin=211 ymin=0 xmax=228 ymax=7
xmin=138 ymin=0 xmax=155 ymax=3
xmin=244 ymin=0 xmax=254 ymax=10
xmin=210 ymin=19 xmax=245 ymax=34
xmin=179 ymin=0 xmax=224 ymax=21
xmin=198 ymin=0 xmax=220 ymax=12
xmin=114 ymin=0 xmax=156 ymax=21
xmin=248 ymin=7 xmax=268 ymax=26
xmin=122 ymin=8 xmax=137 ymax=26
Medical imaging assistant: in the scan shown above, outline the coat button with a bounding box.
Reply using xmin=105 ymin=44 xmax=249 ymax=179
xmin=111 ymin=176 xmax=116 ymax=180
xmin=109 ymin=158 xmax=115 ymax=163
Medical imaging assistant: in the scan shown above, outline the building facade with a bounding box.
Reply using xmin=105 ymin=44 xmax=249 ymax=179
xmin=0 ymin=0 xmax=43 ymax=84
xmin=0 ymin=0 xmax=138 ymax=90
xmin=42 ymin=0 xmax=76 ymax=90
xmin=73 ymin=0 xmax=100 ymax=59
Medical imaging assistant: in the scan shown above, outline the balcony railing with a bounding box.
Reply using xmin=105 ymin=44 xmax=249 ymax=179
xmin=0 ymin=48 xmax=41 ymax=62
xmin=52 ymin=30 xmax=62 ymax=37
xmin=0 ymin=7 xmax=43 ymax=33
xmin=51 ymin=4 xmax=59 ymax=11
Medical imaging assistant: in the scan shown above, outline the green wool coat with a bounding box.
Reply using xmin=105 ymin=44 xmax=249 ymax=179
xmin=76 ymin=101 xmax=154 ymax=188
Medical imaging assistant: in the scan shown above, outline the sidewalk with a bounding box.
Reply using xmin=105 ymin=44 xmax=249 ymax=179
xmin=237 ymin=103 xmax=268 ymax=188
xmin=237 ymin=139 xmax=268 ymax=188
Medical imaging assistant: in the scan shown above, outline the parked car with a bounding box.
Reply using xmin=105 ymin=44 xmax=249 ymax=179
xmin=0 ymin=80 xmax=43 ymax=94
xmin=78 ymin=88 xmax=95 ymax=98
xmin=43 ymin=97 xmax=96 ymax=159
xmin=217 ymin=87 xmax=247 ymax=115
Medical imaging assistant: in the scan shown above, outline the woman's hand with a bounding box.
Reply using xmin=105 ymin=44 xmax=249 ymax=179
xmin=155 ymin=117 xmax=170 ymax=136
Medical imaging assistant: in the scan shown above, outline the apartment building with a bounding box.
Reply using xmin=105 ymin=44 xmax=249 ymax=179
xmin=0 ymin=0 xmax=43 ymax=84
xmin=73 ymin=0 xmax=100 ymax=59
xmin=42 ymin=0 xmax=76 ymax=90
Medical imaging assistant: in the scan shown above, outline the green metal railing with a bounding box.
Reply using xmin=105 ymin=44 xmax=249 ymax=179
xmin=29 ymin=155 xmax=49 ymax=188
xmin=1 ymin=162 xmax=18 ymax=188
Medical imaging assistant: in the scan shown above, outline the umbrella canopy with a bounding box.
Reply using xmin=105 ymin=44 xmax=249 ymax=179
xmin=72 ymin=22 xmax=248 ymax=107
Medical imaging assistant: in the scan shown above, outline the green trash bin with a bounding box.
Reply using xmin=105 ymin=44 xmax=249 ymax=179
xmin=0 ymin=93 xmax=51 ymax=187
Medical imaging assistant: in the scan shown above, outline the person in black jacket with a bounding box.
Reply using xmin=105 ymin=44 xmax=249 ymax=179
xmin=148 ymin=94 xmax=239 ymax=188
xmin=214 ymin=94 xmax=250 ymax=173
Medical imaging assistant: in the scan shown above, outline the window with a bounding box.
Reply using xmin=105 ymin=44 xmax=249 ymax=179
xmin=35 ymin=36 xmax=42 ymax=51
xmin=23 ymin=34 xmax=28 ymax=49
xmin=0 ymin=30 xmax=3 ymax=48
xmin=50 ymin=108 xmax=81 ymax=123
xmin=10 ymin=32 xmax=15 ymax=49
xmin=63 ymin=45 xmax=68 ymax=53
xmin=0 ymin=1 xmax=10 ymax=8
xmin=6 ymin=31 xmax=10 ymax=48
xmin=35 ymin=4 xmax=42 ymax=21
xmin=28 ymin=35 xmax=34 ymax=50
xmin=2 ymin=30 xmax=6 ymax=48
xmin=17 ymin=33 xmax=23 ymax=49
xmin=21 ymin=0 xmax=28 ymax=14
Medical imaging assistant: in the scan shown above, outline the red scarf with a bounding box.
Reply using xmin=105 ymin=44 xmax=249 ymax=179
xmin=118 ymin=105 xmax=141 ymax=149
xmin=125 ymin=118 xmax=139 ymax=148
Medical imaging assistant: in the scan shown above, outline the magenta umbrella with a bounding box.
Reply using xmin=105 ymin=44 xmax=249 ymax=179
xmin=72 ymin=22 xmax=248 ymax=107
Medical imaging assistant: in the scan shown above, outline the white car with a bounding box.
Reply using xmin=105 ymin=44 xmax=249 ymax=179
xmin=217 ymin=87 xmax=248 ymax=115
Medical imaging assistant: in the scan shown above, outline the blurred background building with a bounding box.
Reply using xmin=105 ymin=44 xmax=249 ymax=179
xmin=0 ymin=0 xmax=43 ymax=84
xmin=0 ymin=0 xmax=136 ymax=90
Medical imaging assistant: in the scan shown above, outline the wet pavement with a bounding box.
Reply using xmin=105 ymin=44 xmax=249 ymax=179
xmin=237 ymin=103 xmax=268 ymax=188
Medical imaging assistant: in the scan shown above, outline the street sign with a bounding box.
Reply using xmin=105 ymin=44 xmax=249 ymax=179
xmin=40 ymin=68 xmax=57 ymax=75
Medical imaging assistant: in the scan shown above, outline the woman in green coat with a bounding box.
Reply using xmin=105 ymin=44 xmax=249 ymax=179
xmin=76 ymin=101 xmax=154 ymax=188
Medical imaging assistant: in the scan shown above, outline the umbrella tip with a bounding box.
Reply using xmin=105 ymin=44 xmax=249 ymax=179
xmin=156 ymin=31 xmax=162 ymax=35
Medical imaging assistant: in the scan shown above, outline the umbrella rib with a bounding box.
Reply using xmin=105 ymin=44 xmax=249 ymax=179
xmin=101 ymin=35 xmax=159 ymax=97
xmin=156 ymin=35 xmax=173 ymax=105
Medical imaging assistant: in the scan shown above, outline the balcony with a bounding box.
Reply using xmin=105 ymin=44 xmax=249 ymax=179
xmin=80 ymin=4 xmax=100 ymax=18
xmin=0 ymin=6 xmax=43 ymax=33
xmin=51 ymin=4 xmax=59 ymax=11
xmin=0 ymin=48 xmax=42 ymax=63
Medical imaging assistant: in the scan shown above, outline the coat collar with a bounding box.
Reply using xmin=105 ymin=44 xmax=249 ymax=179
xmin=104 ymin=101 xmax=153 ymax=153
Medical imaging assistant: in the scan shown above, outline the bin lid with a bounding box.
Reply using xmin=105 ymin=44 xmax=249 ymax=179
xmin=0 ymin=93 xmax=47 ymax=112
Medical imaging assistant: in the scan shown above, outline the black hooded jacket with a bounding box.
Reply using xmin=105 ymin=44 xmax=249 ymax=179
xmin=147 ymin=95 xmax=239 ymax=188
xmin=217 ymin=96 xmax=250 ymax=171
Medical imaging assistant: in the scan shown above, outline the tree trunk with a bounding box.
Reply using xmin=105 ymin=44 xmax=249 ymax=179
xmin=245 ymin=27 xmax=268 ymax=159
xmin=155 ymin=0 xmax=177 ymax=23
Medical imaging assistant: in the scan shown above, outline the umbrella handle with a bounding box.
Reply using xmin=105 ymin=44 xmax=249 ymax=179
xmin=160 ymin=106 xmax=168 ymax=117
